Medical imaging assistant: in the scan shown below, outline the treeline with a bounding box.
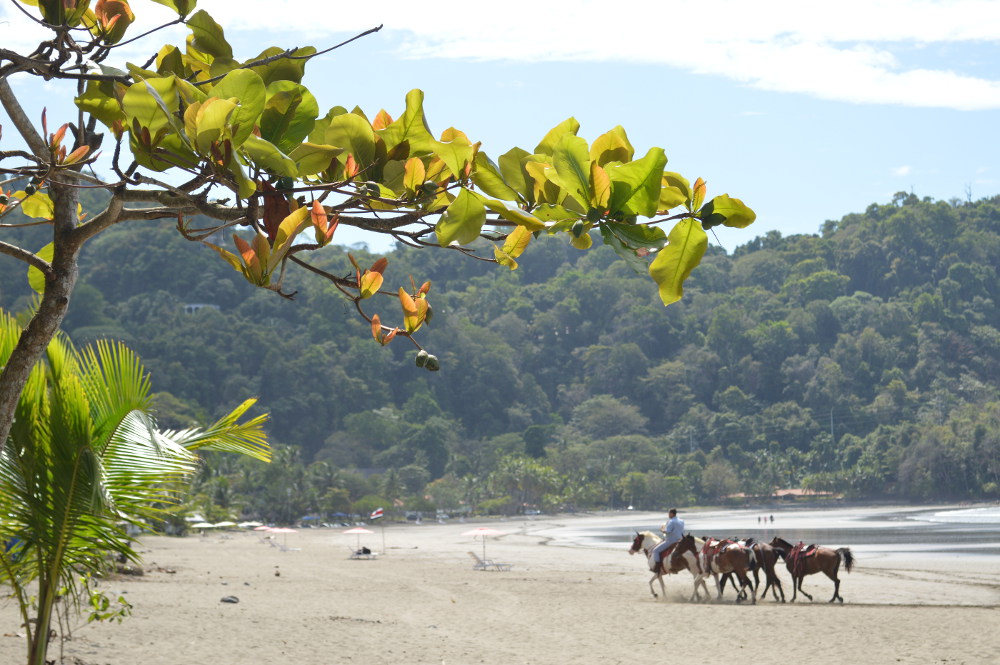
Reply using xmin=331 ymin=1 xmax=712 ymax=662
xmin=4 ymin=191 xmax=1000 ymax=522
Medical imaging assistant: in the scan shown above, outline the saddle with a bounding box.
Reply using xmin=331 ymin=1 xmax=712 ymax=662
xmin=788 ymin=541 xmax=817 ymax=577
xmin=650 ymin=542 xmax=680 ymax=574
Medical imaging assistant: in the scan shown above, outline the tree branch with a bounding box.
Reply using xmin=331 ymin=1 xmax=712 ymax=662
xmin=0 ymin=239 xmax=53 ymax=277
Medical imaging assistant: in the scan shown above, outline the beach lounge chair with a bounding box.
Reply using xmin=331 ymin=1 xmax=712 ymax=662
xmin=349 ymin=546 xmax=377 ymax=560
xmin=467 ymin=551 xmax=512 ymax=571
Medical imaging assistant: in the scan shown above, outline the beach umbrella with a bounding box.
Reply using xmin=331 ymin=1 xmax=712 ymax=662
xmin=214 ymin=521 xmax=236 ymax=528
xmin=343 ymin=526 xmax=374 ymax=550
xmin=462 ymin=527 xmax=507 ymax=560
xmin=267 ymin=526 xmax=298 ymax=548
xmin=190 ymin=522 xmax=214 ymax=529
xmin=253 ymin=525 xmax=271 ymax=531
xmin=238 ymin=521 xmax=263 ymax=528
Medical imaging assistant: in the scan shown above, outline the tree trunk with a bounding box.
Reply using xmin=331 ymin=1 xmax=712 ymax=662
xmin=0 ymin=183 xmax=81 ymax=452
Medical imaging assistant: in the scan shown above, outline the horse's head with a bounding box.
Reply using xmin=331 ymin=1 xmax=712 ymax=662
xmin=628 ymin=531 xmax=644 ymax=555
xmin=769 ymin=536 xmax=792 ymax=555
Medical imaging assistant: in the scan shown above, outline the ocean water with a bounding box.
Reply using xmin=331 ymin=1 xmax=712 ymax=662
xmin=568 ymin=505 xmax=1000 ymax=556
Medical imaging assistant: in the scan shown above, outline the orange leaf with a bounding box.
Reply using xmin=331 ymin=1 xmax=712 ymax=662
xmin=372 ymin=109 xmax=393 ymax=130
xmin=345 ymin=153 xmax=359 ymax=178
xmin=310 ymin=199 xmax=327 ymax=229
xmin=371 ymin=314 xmax=382 ymax=341
xmin=418 ymin=281 xmax=431 ymax=296
xmin=62 ymin=145 xmax=91 ymax=165
xmin=370 ymin=257 xmax=388 ymax=275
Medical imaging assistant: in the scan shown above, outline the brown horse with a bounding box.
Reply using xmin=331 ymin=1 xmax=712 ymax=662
xmin=629 ymin=532 xmax=710 ymax=601
xmin=751 ymin=540 xmax=786 ymax=602
xmin=769 ymin=536 xmax=854 ymax=603
xmin=698 ymin=537 xmax=757 ymax=604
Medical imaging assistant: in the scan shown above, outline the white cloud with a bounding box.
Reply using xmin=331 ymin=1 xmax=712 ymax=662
xmin=893 ymin=165 xmax=913 ymax=176
xmin=3 ymin=1 xmax=999 ymax=109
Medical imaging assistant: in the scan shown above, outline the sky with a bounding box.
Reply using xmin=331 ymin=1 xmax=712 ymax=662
xmin=2 ymin=0 xmax=999 ymax=252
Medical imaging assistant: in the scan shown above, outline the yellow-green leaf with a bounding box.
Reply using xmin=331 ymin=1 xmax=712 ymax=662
xmin=648 ymin=217 xmax=707 ymax=306
xmin=242 ymin=134 xmax=298 ymax=177
xmin=589 ymin=125 xmax=634 ymax=166
xmin=288 ymin=142 xmax=342 ymax=175
xmin=27 ymin=242 xmax=54 ymax=294
xmin=534 ymin=117 xmax=580 ymax=156
xmin=698 ymin=194 xmax=757 ymax=230
xmin=659 ymin=172 xmax=690 ymax=212
xmin=208 ymin=69 xmax=266 ymax=147
xmin=359 ymin=271 xmax=383 ymax=299
xmin=435 ymin=188 xmax=486 ymax=246
xmin=18 ymin=190 xmax=55 ymax=219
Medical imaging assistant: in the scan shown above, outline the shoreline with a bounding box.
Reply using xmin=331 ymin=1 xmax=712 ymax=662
xmin=2 ymin=503 xmax=999 ymax=664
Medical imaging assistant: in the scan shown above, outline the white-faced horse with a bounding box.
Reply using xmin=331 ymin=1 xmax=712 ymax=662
xmin=629 ymin=532 xmax=710 ymax=601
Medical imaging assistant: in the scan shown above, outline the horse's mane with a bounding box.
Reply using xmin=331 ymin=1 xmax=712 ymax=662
xmin=771 ymin=536 xmax=793 ymax=550
xmin=637 ymin=530 xmax=661 ymax=541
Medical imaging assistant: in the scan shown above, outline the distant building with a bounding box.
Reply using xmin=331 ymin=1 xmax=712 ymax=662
xmin=183 ymin=303 xmax=220 ymax=315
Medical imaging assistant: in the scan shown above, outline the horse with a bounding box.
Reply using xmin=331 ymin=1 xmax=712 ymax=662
xmin=769 ymin=536 xmax=854 ymax=603
xmin=698 ymin=537 xmax=757 ymax=604
xmin=751 ymin=540 xmax=786 ymax=602
xmin=629 ymin=532 xmax=710 ymax=601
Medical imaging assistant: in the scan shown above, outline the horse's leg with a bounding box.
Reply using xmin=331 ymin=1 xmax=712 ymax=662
xmin=648 ymin=572 xmax=659 ymax=598
xmin=796 ymin=575 xmax=813 ymax=601
xmin=658 ymin=572 xmax=668 ymax=600
xmin=712 ymin=572 xmax=723 ymax=600
xmin=772 ymin=572 xmax=786 ymax=602
xmin=744 ymin=571 xmax=757 ymax=604
xmin=826 ymin=565 xmax=843 ymax=603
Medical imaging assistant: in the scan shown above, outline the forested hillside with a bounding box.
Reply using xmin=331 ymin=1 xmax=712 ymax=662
xmin=5 ymin=191 xmax=1000 ymax=522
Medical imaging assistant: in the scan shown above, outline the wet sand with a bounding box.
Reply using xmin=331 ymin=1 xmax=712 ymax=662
xmin=2 ymin=506 xmax=999 ymax=664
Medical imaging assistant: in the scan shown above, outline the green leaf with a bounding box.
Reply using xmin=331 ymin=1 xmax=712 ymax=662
xmin=325 ymin=112 xmax=376 ymax=169
xmin=246 ymin=46 xmax=317 ymax=86
xmin=149 ymin=0 xmax=197 ymax=15
xmin=471 ymin=152 xmax=521 ymax=203
xmin=481 ymin=198 xmax=545 ymax=231
xmin=589 ymin=126 xmax=634 ymax=166
xmin=241 ymin=135 xmax=298 ymax=177
xmin=698 ymin=194 xmax=757 ymax=230
xmin=209 ymin=69 xmax=266 ymax=147
xmin=660 ymin=172 xmax=690 ymax=212
xmin=122 ymin=76 xmax=178 ymax=134
xmin=289 ymin=143 xmax=343 ymax=175
xmin=259 ymin=81 xmax=318 ymax=154
xmin=434 ymin=130 xmax=475 ymax=180
xmin=75 ymin=81 xmax=126 ymax=128
xmin=189 ymin=97 xmax=237 ymax=153
xmin=378 ymin=89 xmax=437 ymax=156
xmin=27 ymin=243 xmax=54 ymax=294
xmin=551 ymin=134 xmax=591 ymax=210
xmin=648 ymin=217 xmax=707 ymax=306
xmin=532 ymin=204 xmax=577 ymax=223
xmin=606 ymin=147 xmax=668 ymax=218
xmin=604 ymin=222 xmax=667 ymax=250
xmin=534 ymin=117 xmax=580 ymax=156
xmin=187 ymin=10 xmax=233 ymax=60
xmin=497 ymin=147 xmax=531 ymax=202
xmin=600 ymin=225 xmax=649 ymax=274
xmin=436 ymin=189 xmax=486 ymax=246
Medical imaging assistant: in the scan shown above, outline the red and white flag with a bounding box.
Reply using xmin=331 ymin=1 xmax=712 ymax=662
xmin=370 ymin=507 xmax=384 ymax=520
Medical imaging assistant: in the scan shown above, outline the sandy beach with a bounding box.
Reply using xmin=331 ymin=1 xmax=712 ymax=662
xmin=2 ymin=505 xmax=999 ymax=665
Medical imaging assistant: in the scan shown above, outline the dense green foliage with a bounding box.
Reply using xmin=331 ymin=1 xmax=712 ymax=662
xmin=6 ymin=192 xmax=1000 ymax=518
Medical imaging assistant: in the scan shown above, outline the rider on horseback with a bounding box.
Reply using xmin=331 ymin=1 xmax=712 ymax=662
xmin=651 ymin=508 xmax=683 ymax=572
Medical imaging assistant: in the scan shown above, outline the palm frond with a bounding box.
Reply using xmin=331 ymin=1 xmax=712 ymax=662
xmin=163 ymin=398 xmax=271 ymax=462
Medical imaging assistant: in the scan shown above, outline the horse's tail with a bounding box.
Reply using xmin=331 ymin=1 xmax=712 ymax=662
xmin=837 ymin=547 xmax=854 ymax=573
xmin=748 ymin=545 xmax=758 ymax=572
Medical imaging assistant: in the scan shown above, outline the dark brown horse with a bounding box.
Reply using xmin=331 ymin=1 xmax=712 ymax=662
xmin=769 ymin=536 xmax=854 ymax=603
xmin=629 ymin=532 xmax=710 ymax=601
xmin=751 ymin=540 xmax=786 ymax=602
xmin=698 ymin=537 xmax=757 ymax=604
